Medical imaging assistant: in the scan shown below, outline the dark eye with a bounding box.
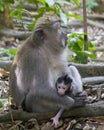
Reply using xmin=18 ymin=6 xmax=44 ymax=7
xmin=58 ymin=86 xmax=61 ymax=89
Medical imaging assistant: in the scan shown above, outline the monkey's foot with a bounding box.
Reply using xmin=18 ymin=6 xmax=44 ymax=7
xmin=51 ymin=117 xmax=59 ymax=128
xmin=74 ymin=91 xmax=88 ymax=106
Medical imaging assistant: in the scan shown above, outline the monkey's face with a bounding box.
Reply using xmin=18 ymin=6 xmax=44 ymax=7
xmin=56 ymin=75 xmax=72 ymax=96
xmin=47 ymin=21 xmax=68 ymax=48
xmin=34 ymin=20 xmax=68 ymax=53
xmin=57 ymin=83 xmax=70 ymax=96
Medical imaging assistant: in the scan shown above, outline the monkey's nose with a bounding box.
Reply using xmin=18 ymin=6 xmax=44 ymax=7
xmin=58 ymin=90 xmax=65 ymax=96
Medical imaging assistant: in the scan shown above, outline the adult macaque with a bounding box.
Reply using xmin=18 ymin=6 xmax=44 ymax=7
xmin=9 ymin=14 xmax=87 ymax=122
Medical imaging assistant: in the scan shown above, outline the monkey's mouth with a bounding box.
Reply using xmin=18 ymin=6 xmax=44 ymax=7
xmin=59 ymin=94 xmax=65 ymax=97
xmin=58 ymin=91 xmax=65 ymax=96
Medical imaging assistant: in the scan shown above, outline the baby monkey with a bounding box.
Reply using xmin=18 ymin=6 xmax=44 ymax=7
xmin=51 ymin=74 xmax=73 ymax=128
xmin=56 ymin=74 xmax=73 ymax=96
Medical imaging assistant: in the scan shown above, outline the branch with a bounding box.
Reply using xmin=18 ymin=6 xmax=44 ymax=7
xmin=94 ymin=46 xmax=104 ymax=52
xmin=87 ymin=83 xmax=104 ymax=88
xmin=0 ymin=101 xmax=103 ymax=123
xmin=74 ymin=64 xmax=104 ymax=77
xmin=87 ymin=19 xmax=104 ymax=29
xmin=0 ymin=28 xmax=31 ymax=40
xmin=87 ymin=14 xmax=104 ymax=20
xmin=12 ymin=3 xmax=37 ymax=11
xmin=92 ymin=58 xmax=104 ymax=62
xmin=1 ymin=62 xmax=104 ymax=77
xmin=82 ymin=76 xmax=104 ymax=85
xmin=67 ymin=18 xmax=104 ymax=29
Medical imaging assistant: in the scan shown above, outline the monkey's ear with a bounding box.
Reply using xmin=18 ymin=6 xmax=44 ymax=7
xmin=35 ymin=27 xmax=45 ymax=40
xmin=70 ymin=78 xmax=72 ymax=83
xmin=64 ymin=74 xmax=72 ymax=83
xmin=64 ymin=74 xmax=68 ymax=79
xmin=52 ymin=20 xmax=61 ymax=29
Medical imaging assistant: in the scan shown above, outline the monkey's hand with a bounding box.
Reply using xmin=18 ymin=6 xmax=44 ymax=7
xmin=74 ymin=91 xmax=88 ymax=107
xmin=51 ymin=116 xmax=59 ymax=128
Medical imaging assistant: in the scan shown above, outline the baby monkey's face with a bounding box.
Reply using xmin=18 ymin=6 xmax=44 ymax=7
xmin=57 ymin=82 xmax=71 ymax=96
xmin=56 ymin=75 xmax=72 ymax=96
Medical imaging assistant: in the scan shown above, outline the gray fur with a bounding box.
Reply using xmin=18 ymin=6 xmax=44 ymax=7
xmin=9 ymin=18 xmax=83 ymax=113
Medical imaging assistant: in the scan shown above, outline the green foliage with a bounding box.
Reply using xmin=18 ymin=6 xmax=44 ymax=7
xmin=0 ymin=99 xmax=8 ymax=110
xmin=0 ymin=0 xmax=14 ymax=11
xmin=68 ymin=32 xmax=96 ymax=63
xmin=10 ymin=8 xmax=22 ymax=22
xmin=86 ymin=0 xmax=98 ymax=10
xmin=0 ymin=48 xmax=17 ymax=61
xmin=71 ymin=0 xmax=80 ymax=6
xmin=0 ymin=1 xmax=5 ymax=11
xmin=10 ymin=0 xmax=81 ymax=30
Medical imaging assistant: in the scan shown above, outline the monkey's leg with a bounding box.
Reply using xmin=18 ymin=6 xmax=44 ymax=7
xmin=9 ymin=65 xmax=26 ymax=108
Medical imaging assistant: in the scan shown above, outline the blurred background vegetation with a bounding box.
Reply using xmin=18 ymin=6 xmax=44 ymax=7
xmin=0 ymin=0 xmax=103 ymax=63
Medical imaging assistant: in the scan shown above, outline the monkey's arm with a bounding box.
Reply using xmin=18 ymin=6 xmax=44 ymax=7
xmin=51 ymin=108 xmax=64 ymax=128
xmin=26 ymin=86 xmax=75 ymax=111
xmin=65 ymin=65 xmax=88 ymax=106
xmin=67 ymin=65 xmax=83 ymax=95
xmin=9 ymin=65 xmax=26 ymax=107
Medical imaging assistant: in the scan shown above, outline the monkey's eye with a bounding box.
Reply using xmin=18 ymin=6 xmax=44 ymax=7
xmin=58 ymin=86 xmax=61 ymax=89
xmin=63 ymin=87 xmax=66 ymax=90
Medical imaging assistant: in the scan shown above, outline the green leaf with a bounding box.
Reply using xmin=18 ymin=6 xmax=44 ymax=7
xmin=86 ymin=0 xmax=98 ymax=10
xmin=67 ymin=13 xmax=83 ymax=20
xmin=72 ymin=0 xmax=80 ymax=6
xmin=82 ymin=51 xmax=96 ymax=58
xmin=0 ymin=49 xmax=17 ymax=61
xmin=26 ymin=19 xmax=35 ymax=31
xmin=0 ymin=5 xmax=4 ymax=11
xmin=8 ymin=49 xmax=17 ymax=56
xmin=67 ymin=32 xmax=96 ymax=63
xmin=38 ymin=0 xmax=46 ymax=4
xmin=10 ymin=9 xmax=18 ymax=17
xmin=0 ymin=99 xmax=8 ymax=109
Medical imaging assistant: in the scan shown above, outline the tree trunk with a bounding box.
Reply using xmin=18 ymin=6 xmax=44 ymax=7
xmin=0 ymin=101 xmax=103 ymax=123
xmin=0 ymin=5 xmax=13 ymax=28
